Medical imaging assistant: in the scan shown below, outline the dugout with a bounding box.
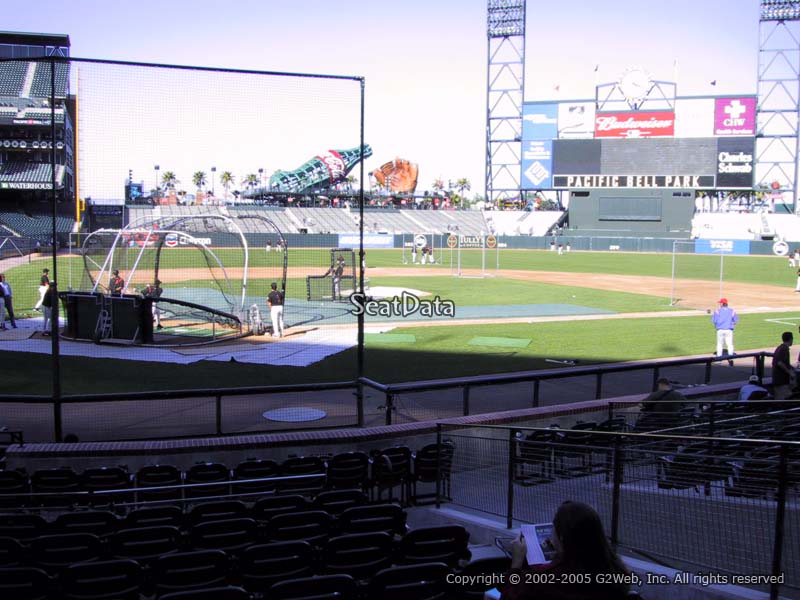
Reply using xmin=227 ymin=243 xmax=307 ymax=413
xmin=566 ymin=188 xmax=695 ymax=238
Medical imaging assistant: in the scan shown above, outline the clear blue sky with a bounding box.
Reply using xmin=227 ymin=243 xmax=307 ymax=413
xmin=4 ymin=0 xmax=760 ymax=198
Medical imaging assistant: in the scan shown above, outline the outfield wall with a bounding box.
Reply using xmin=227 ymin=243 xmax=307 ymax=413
xmin=231 ymin=233 xmax=787 ymax=257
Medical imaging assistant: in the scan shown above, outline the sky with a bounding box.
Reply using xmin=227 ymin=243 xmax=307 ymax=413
xmin=3 ymin=0 xmax=761 ymax=199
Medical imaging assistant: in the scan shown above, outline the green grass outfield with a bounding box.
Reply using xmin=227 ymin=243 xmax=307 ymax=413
xmin=2 ymin=248 xmax=799 ymax=394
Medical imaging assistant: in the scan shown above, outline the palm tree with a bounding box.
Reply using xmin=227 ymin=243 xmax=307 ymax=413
xmin=244 ymin=173 xmax=258 ymax=193
xmin=454 ymin=177 xmax=471 ymax=209
xmin=161 ymin=171 xmax=178 ymax=192
xmin=432 ymin=179 xmax=444 ymax=193
xmin=220 ymin=171 xmax=235 ymax=200
xmin=192 ymin=171 xmax=207 ymax=194
xmin=345 ymin=174 xmax=358 ymax=191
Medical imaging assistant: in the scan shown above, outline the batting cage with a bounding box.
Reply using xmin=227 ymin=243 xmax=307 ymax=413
xmin=306 ymin=248 xmax=357 ymax=302
xmin=0 ymin=54 xmax=379 ymax=439
xmin=66 ymin=212 xmax=288 ymax=345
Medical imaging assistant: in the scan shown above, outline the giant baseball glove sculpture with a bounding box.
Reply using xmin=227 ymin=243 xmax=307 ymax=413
xmin=373 ymin=158 xmax=419 ymax=193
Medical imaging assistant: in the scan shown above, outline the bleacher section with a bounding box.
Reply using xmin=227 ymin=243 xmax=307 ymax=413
xmin=0 ymin=211 xmax=73 ymax=243
xmin=483 ymin=210 xmax=563 ymax=236
xmin=0 ymin=61 xmax=28 ymax=96
xmin=290 ymin=207 xmax=359 ymax=233
xmin=228 ymin=206 xmax=299 ymax=234
xmin=29 ymin=61 xmax=69 ymax=98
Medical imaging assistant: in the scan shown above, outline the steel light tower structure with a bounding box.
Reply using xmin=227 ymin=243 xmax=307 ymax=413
xmin=486 ymin=0 xmax=526 ymax=205
xmin=757 ymin=0 xmax=800 ymax=211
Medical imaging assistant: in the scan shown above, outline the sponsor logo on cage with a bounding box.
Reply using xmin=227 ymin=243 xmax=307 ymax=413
xmin=348 ymin=291 xmax=455 ymax=318
xmin=165 ymin=233 xmax=179 ymax=248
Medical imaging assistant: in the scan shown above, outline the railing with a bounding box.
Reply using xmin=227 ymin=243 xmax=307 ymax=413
xmin=435 ymin=421 xmax=800 ymax=600
xmin=0 ymin=351 xmax=771 ymax=441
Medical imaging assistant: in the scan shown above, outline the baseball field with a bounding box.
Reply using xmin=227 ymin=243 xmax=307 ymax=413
xmin=2 ymin=247 xmax=799 ymax=395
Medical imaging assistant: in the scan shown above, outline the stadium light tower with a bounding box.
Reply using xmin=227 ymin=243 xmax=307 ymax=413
xmin=757 ymin=0 xmax=800 ymax=212
xmin=486 ymin=0 xmax=526 ymax=206
xmin=211 ymin=166 xmax=216 ymax=197
xmin=154 ymin=164 xmax=159 ymax=198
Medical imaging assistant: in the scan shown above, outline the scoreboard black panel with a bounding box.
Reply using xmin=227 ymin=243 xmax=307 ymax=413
xmin=551 ymin=137 xmax=753 ymax=189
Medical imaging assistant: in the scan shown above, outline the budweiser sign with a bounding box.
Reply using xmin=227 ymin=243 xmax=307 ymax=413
xmin=594 ymin=111 xmax=675 ymax=138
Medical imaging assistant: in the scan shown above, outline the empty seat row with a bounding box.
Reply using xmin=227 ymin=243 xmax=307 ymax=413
xmin=0 ymin=522 xmax=468 ymax=571
xmin=0 ymin=496 xmax=407 ymax=543
xmin=0 ymin=555 xmax=509 ymax=600
xmin=0 ymin=444 xmax=454 ymax=510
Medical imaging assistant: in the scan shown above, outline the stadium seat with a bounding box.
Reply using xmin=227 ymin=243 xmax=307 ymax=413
xmin=30 ymin=532 xmax=104 ymax=573
xmin=263 ymin=510 xmax=332 ymax=546
xmin=0 ymin=470 xmax=30 ymax=508
xmin=268 ymin=573 xmax=358 ymax=600
xmin=325 ymin=452 xmax=370 ymax=492
xmin=411 ymin=441 xmax=455 ymax=504
xmin=189 ymin=517 xmax=257 ymax=554
xmin=108 ymin=525 xmax=182 ymax=564
xmin=0 ymin=566 xmax=51 ymax=600
xmin=150 ymin=549 xmax=230 ymax=596
xmin=311 ymin=489 xmax=367 ymax=516
xmin=232 ymin=459 xmax=280 ymax=497
xmin=238 ymin=541 xmax=316 ymax=593
xmin=80 ymin=467 xmax=132 ymax=507
xmin=61 ymin=559 xmax=142 ymax=600
xmin=251 ymin=494 xmax=310 ymax=523
xmin=0 ymin=536 xmax=27 ymax=567
xmin=31 ymin=468 xmax=82 ymax=507
xmin=0 ymin=513 xmax=47 ymax=542
xmin=135 ymin=465 xmax=183 ymax=504
xmin=370 ymin=446 xmax=412 ymax=504
xmin=278 ymin=456 xmax=327 ymax=496
xmin=515 ymin=429 xmax=557 ymax=484
xmin=184 ymin=462 xmax=231 ymax=500
xmin=158 ymin=586 xmax=251 ymax=600
xmin=337 ymin=503 xmax=407 ymax=537
xmin=366 ymin=562 xmax=452 ymax=600
xmin=320 ymin=531 xmax=394 ymax=580
xmin=188 ymin=500 xmax=248 ymax=527
xmin=52 ymin=510 xmax=119 ymax=537
xmin=123 ymin=505 xmax=184 ymax=530
xmin=395 ymin=525 xmax=471 ymax=567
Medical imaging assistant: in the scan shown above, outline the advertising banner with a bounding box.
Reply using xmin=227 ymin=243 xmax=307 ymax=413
xmin=695 ymin=239 xmax=751 ymax=255
xmin=714 ymin=98 xmax=756 ymax=136
xmin=595 ymin=111 xmax=675 ymax=138
xmin=521 ymin=140 xmax=553 ymax=189
xmin=557 ymin=102 xmax=595 ymax=138
xmin=716 ymin=137 xmax=755 ymax=189
xmin=522 ymin=103 xmax=558 ymax=141
xmin=338 ymin=233 xmax=393 ymax=248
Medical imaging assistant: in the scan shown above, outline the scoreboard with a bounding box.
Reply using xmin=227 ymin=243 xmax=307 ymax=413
xmin=521 ymin=98 xmax=757 ymax=191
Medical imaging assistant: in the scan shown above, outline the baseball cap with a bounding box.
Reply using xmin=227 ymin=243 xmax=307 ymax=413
xmin=718 ymin=298 xmax=728 ymax=304
xmin=656 ymin=377 xmax=670 ymax=385
xmin=748 ymin=375 xmax=759 ymax=383
xmin=43 ymin=268 xmax=49 ymax=272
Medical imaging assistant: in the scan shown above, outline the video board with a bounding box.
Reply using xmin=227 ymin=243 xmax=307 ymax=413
xmin=521 ymin=96 xmax=757 ymax=190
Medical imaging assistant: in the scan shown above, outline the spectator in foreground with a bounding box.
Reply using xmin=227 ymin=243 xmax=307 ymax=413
xmin=738 ymin=375 xmax=768 ymax=401
xmin=499 ymin=501 xmax=630 ymax=600
xmin=772 ymin=331 xmax=795 ymax=399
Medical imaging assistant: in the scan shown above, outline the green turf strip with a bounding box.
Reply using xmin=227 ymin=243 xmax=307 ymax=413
xmin=365 ymin=333 xmax=416 ymax=343
xmin=468 ymin=336 xmax=531 ymax=348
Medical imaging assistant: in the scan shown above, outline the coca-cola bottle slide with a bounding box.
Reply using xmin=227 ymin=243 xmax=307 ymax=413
xmin=270 ymin=145 xmax=373 ymax=193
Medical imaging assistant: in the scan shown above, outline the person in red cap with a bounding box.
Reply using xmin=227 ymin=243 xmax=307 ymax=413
xmin=711 ymin=297 xmax=738 ymax=366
